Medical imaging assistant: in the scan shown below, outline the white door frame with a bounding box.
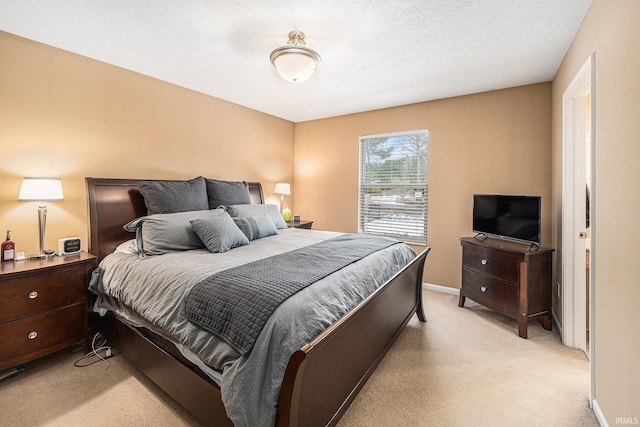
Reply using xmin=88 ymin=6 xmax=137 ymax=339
xmin=561 ymin=53 xmax=595 ymax=402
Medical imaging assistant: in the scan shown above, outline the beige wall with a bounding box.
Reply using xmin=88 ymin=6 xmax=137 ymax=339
xmin=294 ymin=83 xmax=552 ymax=288
xmin=8 ymin=9 xmax=635 ymax=421
xmin=552 ymin=0 xmax=640 ymax=421
xmin=0 ymin=32 xmax=295 ymax=255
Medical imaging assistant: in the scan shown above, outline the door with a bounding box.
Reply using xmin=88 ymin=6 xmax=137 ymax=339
xmin=561 ymin=53 xmax=595 ymax=402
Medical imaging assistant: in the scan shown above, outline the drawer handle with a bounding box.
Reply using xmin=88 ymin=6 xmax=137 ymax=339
xmin=28 ymin=291 xmax=38 ymax=299
xmin=28 ymin=331 xmax=38 ymax=340
xmin=481 ymin=286 xmax=487 ymax=292
xmin=481 ymin=259 xmax=488 ymax=265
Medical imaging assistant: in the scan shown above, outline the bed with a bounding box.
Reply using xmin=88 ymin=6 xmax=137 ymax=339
xmin=85 ymin=177 xmax=430 ymax=427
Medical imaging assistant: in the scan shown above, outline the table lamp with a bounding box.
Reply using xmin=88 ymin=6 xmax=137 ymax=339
xmin=274 ymin=182 xmax=290 ymax=213
xmin=18 ymin=177 xmax=64 ymax=259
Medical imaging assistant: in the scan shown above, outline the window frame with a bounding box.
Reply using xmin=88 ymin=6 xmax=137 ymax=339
xmin=358 ymin=129 xmax=429 ymax=245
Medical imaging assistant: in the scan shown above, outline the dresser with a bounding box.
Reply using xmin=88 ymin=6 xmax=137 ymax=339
xmin=458 ymin=237 xmax=554 ymax=338
xmin=0 ymin=253 xmax=96 ymax=371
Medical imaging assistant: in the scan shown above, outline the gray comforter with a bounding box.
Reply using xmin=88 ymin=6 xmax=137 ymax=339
xmin=187 ymin=234 xmax=401 ymax=354
xmin=89 ymin=228 xmax=416 ymax=427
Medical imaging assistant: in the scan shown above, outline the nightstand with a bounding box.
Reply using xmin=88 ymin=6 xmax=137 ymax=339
xmin=0 ymin=252 xmax=96 ymax=371
xmin=286 ymin=220 xmax=314 ymax=229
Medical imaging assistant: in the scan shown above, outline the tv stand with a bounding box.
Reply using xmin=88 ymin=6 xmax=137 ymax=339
xmin=458 ymin=237 xmax=554 ymax=338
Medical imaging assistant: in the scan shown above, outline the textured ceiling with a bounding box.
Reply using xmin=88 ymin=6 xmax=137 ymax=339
xmin=0 ymin=1 xmax=592 ymax=122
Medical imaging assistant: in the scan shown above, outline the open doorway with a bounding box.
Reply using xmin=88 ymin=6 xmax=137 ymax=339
xmin=561 ymin=53 xmax=595 ymax=402
xmin=585 ymin=93 xmax=592 ymax=355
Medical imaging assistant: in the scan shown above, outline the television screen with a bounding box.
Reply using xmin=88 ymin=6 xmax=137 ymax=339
xmin=473 ymin=194 xmax=541 ymax=244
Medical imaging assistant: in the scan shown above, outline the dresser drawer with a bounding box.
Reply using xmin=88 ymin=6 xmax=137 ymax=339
xmin=0 ymin=303 xmax=85 ymax=371
xmin=0 ymin=265 xmax=86 ymax=323
xmin=462 ymin=268 xmax=517 ymax=317
xmin=462 ymin=243 xmax=519 ymax=283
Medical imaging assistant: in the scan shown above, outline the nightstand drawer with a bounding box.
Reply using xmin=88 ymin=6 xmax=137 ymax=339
xmin=462 ymin=268 xmax=517 ymax=317
xmin=463 ymin=244 xmax=519 ymax=283
xmin=0 ymin=264 xmax=86 ymax=323
xmin=0 ymin=303 xmax=85 ymax=371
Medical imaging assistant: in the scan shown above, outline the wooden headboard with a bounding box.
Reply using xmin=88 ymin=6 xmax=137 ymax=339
xmin=85 ymin=178 xmax=264 ymax=263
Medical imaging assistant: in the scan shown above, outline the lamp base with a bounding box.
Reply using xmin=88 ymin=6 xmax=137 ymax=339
xmin=27 ymin=250 xmax=56 ymax=260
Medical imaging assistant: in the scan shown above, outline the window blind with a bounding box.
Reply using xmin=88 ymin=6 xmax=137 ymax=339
xmin=358 ymin=131 xmax=429 ymax=244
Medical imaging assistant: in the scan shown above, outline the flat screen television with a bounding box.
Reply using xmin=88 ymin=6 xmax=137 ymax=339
xmin=473 ymin=194 xmax=541 ymax=244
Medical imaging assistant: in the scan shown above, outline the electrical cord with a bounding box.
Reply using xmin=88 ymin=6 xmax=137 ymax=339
xmin=73 ymin=332 xmax=113 ymax=370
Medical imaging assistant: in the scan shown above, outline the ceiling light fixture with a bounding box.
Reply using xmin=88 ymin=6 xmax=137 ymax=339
xmin=270 ymin=31 xmax=321 ymax=83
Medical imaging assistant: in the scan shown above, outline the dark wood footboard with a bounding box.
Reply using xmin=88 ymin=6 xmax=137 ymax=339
xmin=277 ymin=248 xmax=429 ymax=427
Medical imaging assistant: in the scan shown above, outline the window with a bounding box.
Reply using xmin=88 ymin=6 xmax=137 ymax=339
xmin=358 ymin=130 xmax=428 ymax=244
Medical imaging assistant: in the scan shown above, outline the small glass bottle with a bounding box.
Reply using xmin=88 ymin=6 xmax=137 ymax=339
xmin=1 ymin=230 xmax=15 ymax=262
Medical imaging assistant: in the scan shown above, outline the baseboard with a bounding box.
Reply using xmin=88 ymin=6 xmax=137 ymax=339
xmin=592 ymin=399 xmax=608 ymax=427
xmin=552 ymin=308 xmax=563 ymax=339
xmin=422 ymin=282 xmax=460 ymax=296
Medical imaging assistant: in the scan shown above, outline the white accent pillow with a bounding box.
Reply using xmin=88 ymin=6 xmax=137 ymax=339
xmin=114 ymin=239 xmax=138 ymax=255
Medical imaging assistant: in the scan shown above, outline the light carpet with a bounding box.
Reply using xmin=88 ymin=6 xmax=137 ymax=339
xmin=0 ymin=290 xmax=598 ymax=426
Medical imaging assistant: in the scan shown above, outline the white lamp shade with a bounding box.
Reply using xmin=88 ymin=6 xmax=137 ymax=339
xmin=18 ymin=177 xmax=64 ymax=201
xmin=272 ymin=51 xmax=318 ymax=83
xmin=274 ymin=182 xmax=291 ymax=195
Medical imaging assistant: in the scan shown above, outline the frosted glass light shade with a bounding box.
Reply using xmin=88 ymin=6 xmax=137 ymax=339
xmin=270 ymin=47 xmax=320 ymax=83
xmin=270 ymin=31 xmax=321 ymax=83
xmin=18 ymin=177 xmax=64 ymax=201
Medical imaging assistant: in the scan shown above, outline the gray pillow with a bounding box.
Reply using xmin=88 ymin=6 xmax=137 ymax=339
xmin=205 ymin=178 xmax=251 ymax=209
xmin=225 ymin=204 xmax=288 ymax=229
xmin=190 ymin=212 xmax=249 ymax=253
xmin=233 ymin=215 xmax=279 ymax=241
xmin=123 ymin=208 xmax=225 ymax=258
xmin=139 ymin=176 xmax=209 ymax=215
